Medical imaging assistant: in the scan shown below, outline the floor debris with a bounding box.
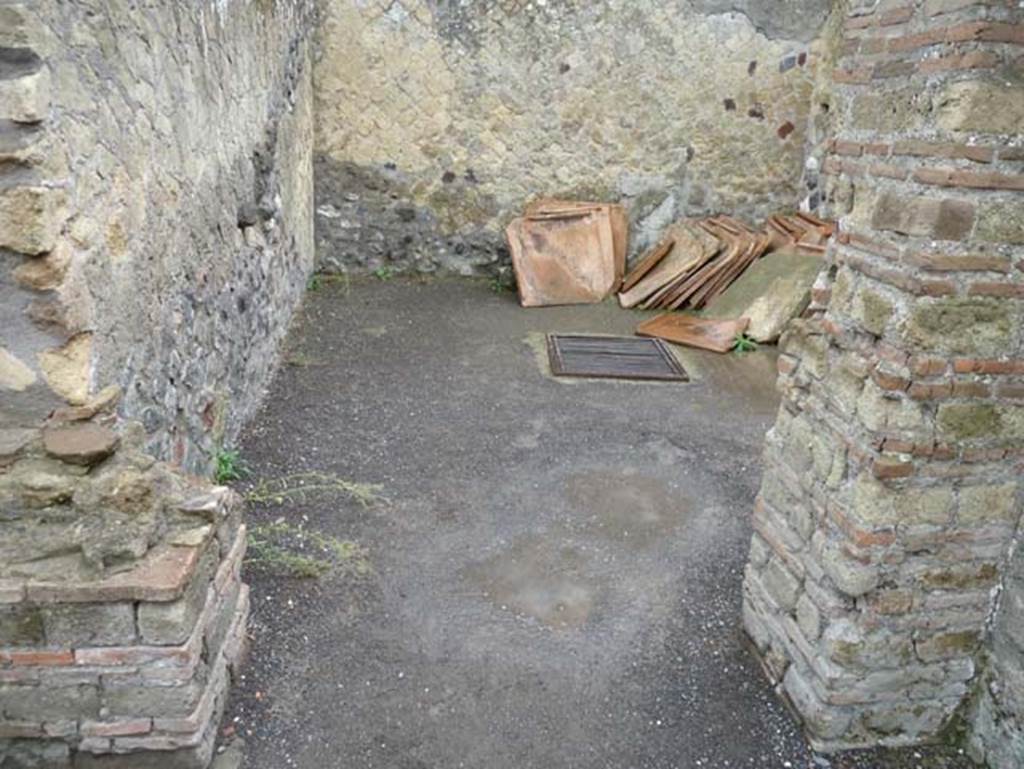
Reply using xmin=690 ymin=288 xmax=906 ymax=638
xmin=509 ymin=199 xmax=834 ymax=357
xmin=546 ymin=334 xmax=688 ymax=381
xmin=619 ymin=216 xmax=770 ymax=311
xmin=702 ymin=249 xmax=824 ymax=343
xmin=507 ymin=200 xmax=627 ymax=307
xmin=635 ymin=314 xmax=750 ymax=354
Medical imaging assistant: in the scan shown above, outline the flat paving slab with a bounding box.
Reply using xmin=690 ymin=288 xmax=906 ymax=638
xmin=226 ymin=277 xmax=973 ymax=769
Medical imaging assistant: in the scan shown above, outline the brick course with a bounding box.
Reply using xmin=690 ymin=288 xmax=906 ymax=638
xmin=744 ymin=0 xmax=1024 ymax=754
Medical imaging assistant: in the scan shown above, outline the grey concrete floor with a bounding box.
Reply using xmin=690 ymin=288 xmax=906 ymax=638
xmin=226 ymin=277 xmax=973 ymax=769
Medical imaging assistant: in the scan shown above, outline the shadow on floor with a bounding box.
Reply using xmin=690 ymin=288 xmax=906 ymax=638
xmin=224 ymin=277 xmax=974 ymax=769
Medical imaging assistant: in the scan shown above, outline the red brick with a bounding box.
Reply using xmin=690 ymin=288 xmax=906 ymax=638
xmin=873 ymin=456 xmax=915 ymax=479
xmin=846 ymin=231 xmax=902 ymax=260
xmin=892 ymin=140 xmax=994 ymax=163
xmin=0 ymin=723 xmax=47 ymax=739
xmin=0 ymin=650 xmax=74 ymax=667
xmin=777 ymin=354 xmax=799 ymax=375
xmin=874 ymin=59 xmax=917 ymax=80
xmin=860 ymin=37 xmax=889 ymax=55
xmin=830 ymin=505 xmax=898 ymax=548
xmin=977 ymin=22 xmax=1024 ymax=44
xmin=913 ymin=167 xmax=1024 ymax=191
xmin=933 ymin=444 xmax=957 ymax=461
xmin=959 ymin=360 xmax=1024 ymax=375
xmin=822 ymin=157 xmax=843 ymax=175
xmin=877 ymin=343 xmax=911 ymax=368
xmin=997 ymin=383 xmax=1024 ymax=399
xmin=882 ymin=438 xmax=916 ymax=453
xmin=863 ymin=142 xmax=891 ymax=157
xmin=840 ymin=159 xmax=867 ymax=177
xmin=25 ymin=545 xmax=200 ymax=604
xmin=909 ymin=381 xmax=953 ymax=400
xmin=910 ymin=356 xmax=948 ymax=377
xmin=81 ymin=719 xmax=152 ymax=738
xmin=917 ymin=51 xmax=1000 ymax=75
xmin=968 ymin=282 xmax=1024 ymax=298
xmin=880 ymin=6 xmax=915 ymax=25
xmin=841 ymin=39 xmax=862 ymax=56
xmin=845 ymin=15 xmax=877 ymax=31
xmin=833 ymin=140 xmax=863 ymax=157
xmin=888 ymin=28 xmax=945 ymax=52
xmin=919 ymin=280 xmax=957 ymax=297
xmin=1001 ymin=147 xmax=1024 ymax=162
xmin=884 ymin=21 xmax=1019 ymax=52
xmin=870 ymin=162 xmax=909 ymax=179
xmin=953 ymin=381 xmax=992 ymax=398
xmin=908 ymin=253 xmax=1012 ymax=273
xmin=872 ymin=367 xmax=911 ymax=391
xmin=74 ymin=644 xmax=191 ymax=668
xmin=834 ymin=67 xmax=874 ymax=84
xmin=963 ymin=447 xmax=1006 ymax=463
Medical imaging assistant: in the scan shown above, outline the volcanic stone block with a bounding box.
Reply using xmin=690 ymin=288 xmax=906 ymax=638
xmin=42 ymin=603 xmax=136 ymax=647
xmin=42 ymin=424 xmax=119 ymax=467
xmin=937 ymin=80 xmax=1024 ymax=134
xmin=137 ymin=545 xmax=218 ymax=646
xmin=0 ymin=185 xmax=64 ymax=255
xmin=702 ymin=250 xmax=824 ymax=342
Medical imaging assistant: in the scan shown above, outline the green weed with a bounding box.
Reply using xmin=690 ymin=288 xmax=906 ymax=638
xmin=214 ymin=449 xmax=248 ymax=483
xmin=372 ymin=266 xmax=395 ymax=281
xmin=246 ymin=471 xmax=386 ymax=508
xmin=284 ymin=351 xmax=323 ymax=368
xmin=733 ymin=333 xmax=759 ymax=354
xmin=246 ymin=520 xmax=371 ymax=579
xmin=489 ymin=269 xmax=515 ymax=294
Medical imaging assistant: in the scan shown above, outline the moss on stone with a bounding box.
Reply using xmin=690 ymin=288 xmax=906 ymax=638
xmin=937 ymin=403 xmax=1002 ymax=441
xmin=906 ymin=298 xmax=1013 ymax=356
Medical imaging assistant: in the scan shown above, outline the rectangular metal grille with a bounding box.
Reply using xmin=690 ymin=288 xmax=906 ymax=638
xmin=546 ymin=334 xmax=689 ymax=382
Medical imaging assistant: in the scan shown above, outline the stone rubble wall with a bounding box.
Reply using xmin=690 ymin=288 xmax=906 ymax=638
xmin=2 ymin=2 xmax=316 ymax=767
xmin=1 ymin=0 xmax=316 ymax=474
xmin=0 ymin=398 xmax=250 ymax=769
xmin=970 ymin=533 xmax=1024 ymax=763
xmin=313 ymin=0 xmax=834 ymax=276
xmin=741 ymin=0 xmax=1024 ymax=755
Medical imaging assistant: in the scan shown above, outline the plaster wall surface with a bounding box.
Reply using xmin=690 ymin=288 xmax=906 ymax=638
xmin=313 ymin=0 xmax=832 ymax=276
xmin=1 ymin=0 xmax=316 ymax=473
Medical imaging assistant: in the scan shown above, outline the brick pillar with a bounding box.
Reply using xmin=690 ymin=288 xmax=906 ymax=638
xmin=742 ymin=0 xmax=1024 ymax=750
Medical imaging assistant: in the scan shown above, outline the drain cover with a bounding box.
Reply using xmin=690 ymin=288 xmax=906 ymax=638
xmin=546 ymin=334 xmax=688 ymax=381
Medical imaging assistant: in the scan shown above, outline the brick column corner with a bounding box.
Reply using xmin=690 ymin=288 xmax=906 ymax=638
xmin=742 ymin=0 xmax=1024 ymax=751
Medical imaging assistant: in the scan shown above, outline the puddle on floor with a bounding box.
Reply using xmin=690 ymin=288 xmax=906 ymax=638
xmin=566 ymin=471 xmax=690 ymax=547
xmin=464 ymin=536 xmax=597 ymax=629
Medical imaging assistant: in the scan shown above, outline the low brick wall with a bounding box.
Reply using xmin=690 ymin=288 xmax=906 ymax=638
xmin=1 ymin=426 xmax=248 ymax=768
xmin=742 ymin=0 xmax=1024 ymax=752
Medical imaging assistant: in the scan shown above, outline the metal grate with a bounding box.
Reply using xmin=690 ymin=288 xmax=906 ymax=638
xmin=546 ymin=334 xmax=688 ymax=382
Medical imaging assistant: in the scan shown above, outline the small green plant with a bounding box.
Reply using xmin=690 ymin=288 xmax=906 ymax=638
xmin=246 ymin=471 xmax=386 ymax=508
xmin=307 ymin=274 xmax=324 ymax=291
xmin=284 ymin=351 xmax=323 ymax=368
xmin=214 ymin=449 xmax=248 ymax=483
xmin=489 ymin=270 xmax=515 ymax=294
xmin=246 ymin=521 xmax=371 ymax=579
xmin=372 ymin=266 xmax=394 ymax=281
xmin=733 ymin=333 xmax=759 ymax=354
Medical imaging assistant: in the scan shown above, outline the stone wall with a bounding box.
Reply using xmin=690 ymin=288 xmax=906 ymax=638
xmin=742 ymin=0 xmax=1024 ymax=755
xmin=1 ymin=0 xmax=316 ymax=474
xmin=1 ymin=1 xmax=315 ymax=767
xmin=0 ymin=410 xmax=250 ymax=769
xmin=313 ymin=0 xmax=833 ymax=276
xmin=971 ymin=539 xmax=1024 ymax=767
